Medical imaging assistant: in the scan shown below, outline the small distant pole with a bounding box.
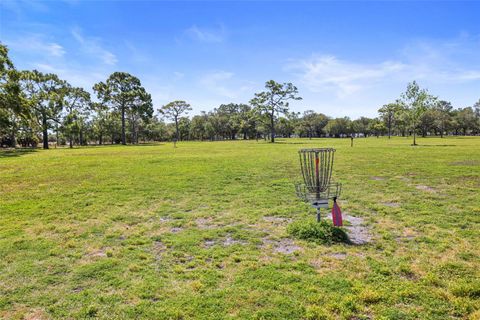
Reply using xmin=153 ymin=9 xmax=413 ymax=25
xmin=173 ymin=138 xmax=177 ymax=148
xmin=350 ymin=135 xmax=354 ymax=147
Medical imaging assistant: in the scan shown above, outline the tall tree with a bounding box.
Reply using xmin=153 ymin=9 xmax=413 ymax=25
xmin=325 ymin=117 xmax=352 ymax=137
xmin=350 ymin=117 xmax=373 ymax=137
xmin=93 ymin=72 xmax=152 ymax=145
xmin=301 ymin=110 xmax=317 ymax=139
xmin=217 ymin=103 xmax=241 ymax=140
xmin=61 ymin=85 xmax=91 ymax=148
xmin=368 ymin=118 xmax=386 ymax=137
xmin=455 ymin=107 xmax=477 ymax=135
xmin=400 ymin=81 xmax=433 ymax=146
xmin=19 ymin=70 xmax=66 ymax=149
xmin=433 ymin=100 xmax=453 ymax=138
xmin=250 ymin=80 xmax=302 ymax=143
xmin=159 ymin=100 xmax=192 ymax=141
xmin=127 ymin=90 xmax=153 ymax=144
xmin=378 ymin=101 xmax=401 ymax=139
xmin=0 ymin=44 xmax=25 ymax=147
xmin=90 ymin=102 xmax=110 ymax=145
xmin=473 ymin=99 xmax=480 ymax=134
xmin=237 ymin=104 xmax=256 ymax=140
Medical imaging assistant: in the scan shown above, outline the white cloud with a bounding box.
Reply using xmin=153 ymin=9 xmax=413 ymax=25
xmin=71 ymin=27 xmax=117 ymax=65
xmin=199 ymin=71 xmax=236 ymax=98
xmin=32 ymin=62 xmax=108 ymax=90
xmin=185 ymin=25 xmax=225 ymax=43
xmin=287 ymin=35 xmax=480 ymax=99
xmin=6 ymin=35 xmax=65 ymax=57
xmin=282 ymin=35 xmax=480 ymax=118
xmin=287 ymin=55 xmax=405 ymax=97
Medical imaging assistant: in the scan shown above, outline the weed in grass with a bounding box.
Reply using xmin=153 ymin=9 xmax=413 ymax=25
xmin=287 ymin=220 xmax=349 ymax=245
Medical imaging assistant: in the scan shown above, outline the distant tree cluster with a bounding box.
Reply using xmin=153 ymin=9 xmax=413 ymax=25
xmin=1 ymin=44 xmax=479 ymax=148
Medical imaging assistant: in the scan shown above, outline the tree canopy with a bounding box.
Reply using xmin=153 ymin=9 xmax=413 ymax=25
xmin=250 ymin=80 xmax=302 ymax=142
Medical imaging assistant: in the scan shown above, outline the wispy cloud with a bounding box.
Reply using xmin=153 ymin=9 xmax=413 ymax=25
xmin=185 ymin=25 xmax=226 ymax=43
xmin=71 ymin=27 xmax=117 ymax=65
xmin=287 ymin=55 xmax=405 ymax=97
xmin=287 ymin=35 xmax=480 ymax=98
xmin=198 ymin=70 xmax=255 ymax=101
xmin=32 ymin=62 xmax=109 ymax=90
xmin=199 ymin=71 xmax=236 ymax=97
xmin=5 ymin=35 xmax=65 ymax=58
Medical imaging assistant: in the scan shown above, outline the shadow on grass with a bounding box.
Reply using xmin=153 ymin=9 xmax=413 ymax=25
xmin=0 ymin=148 xmax=37 ymax=159
xmin=274 ymin=140 xmax=318 ymax=145
xmin=414 ymin=144 xmax=457 ymax=147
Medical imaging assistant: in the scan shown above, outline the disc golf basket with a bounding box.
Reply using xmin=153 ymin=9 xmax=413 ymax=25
xmin=295 ymin=148 xmax=342 ymax=222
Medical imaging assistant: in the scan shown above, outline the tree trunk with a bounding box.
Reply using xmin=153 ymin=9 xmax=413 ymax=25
xmin=99 ymin=133 xmax=103 ymax=145
xmin=121 ymin=104 xmax=126 ymax=145
xmin=131 ymin=121 xmax=135 ymax=144
xmin=270 ymin=113 xmax=275 ymax=143
xmin=175 ymin=117 xmax=179 ymax=141
xmin=42 ymin=113 xmax=49 ymax=149
xmin=413 ymin=132 xmax=417 ymax=146
xmin=10 ymin=125 xmax=16 ymax=148
xmin=69 ymin=136 xmax=73 ymax=148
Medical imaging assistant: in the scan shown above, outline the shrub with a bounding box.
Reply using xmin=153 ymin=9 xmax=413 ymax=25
xmin=287 ymin=220 xmax=349 ymax=245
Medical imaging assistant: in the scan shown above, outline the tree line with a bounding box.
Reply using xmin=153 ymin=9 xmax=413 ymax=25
xmin=1 ymin=44 xmax=479 ymax=148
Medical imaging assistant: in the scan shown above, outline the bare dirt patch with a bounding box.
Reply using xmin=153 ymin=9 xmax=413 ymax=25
xmin=25 ymin=309 xmax=49 ymax=320
xmin=328 ymin=252 xmax=347 ymax=259
xmin=371 ymin=176 xmax=386 ymax=181
xmin=86 ymin=248 xmax=107 ymax=258
xmin=327 ymin=213 xmax=373 ymax=245
xmin=263 ymin=216 xmax=292 ymax=225
xmin=203 ymin=240 xmax=216 ymax=248
xmin=416 ymin=185 xmax=436 ymax=193
xmin=203 ymin=235 xmax=247 ymax=248
xmin=262 ymin=238 xmax=302 ymax=254
xmin=223 ymin=235 xmax=247 ymax=247
xmin=382 ymin=202 xmax=401 ymax=208
xmin=395 ymin=228 xmax=419 ymax=242
xmin=195 ymin=217 xmax=216 ymax=230
xmin=170 ymin=227 xmax=183 ymax=233
xmin=153 ymin=240 xmax=167 ymax=266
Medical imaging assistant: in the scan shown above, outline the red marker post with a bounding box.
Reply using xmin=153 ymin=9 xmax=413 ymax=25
xmin=331 ymin=197 xmax=343 ymax=227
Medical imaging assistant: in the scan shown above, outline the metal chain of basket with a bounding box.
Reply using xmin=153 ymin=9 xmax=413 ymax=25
xmin=295 ymin=148 xmax=342 ymax=221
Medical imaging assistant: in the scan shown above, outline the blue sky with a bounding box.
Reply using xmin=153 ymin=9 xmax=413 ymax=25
xmin=1 ymin=1 xmax=479 ymax=118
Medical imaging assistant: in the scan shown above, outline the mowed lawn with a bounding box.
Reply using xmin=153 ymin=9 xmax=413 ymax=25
xmin=0 ymin=137 xmax=479 ymax=320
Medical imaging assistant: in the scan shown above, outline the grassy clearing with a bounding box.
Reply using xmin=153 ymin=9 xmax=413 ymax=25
xmin=0 ymin=137 xmax=479 ymax=319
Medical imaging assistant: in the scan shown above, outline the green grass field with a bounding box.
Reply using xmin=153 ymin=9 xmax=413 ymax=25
xmin=1 ymin=137 xmax=479 ymax=319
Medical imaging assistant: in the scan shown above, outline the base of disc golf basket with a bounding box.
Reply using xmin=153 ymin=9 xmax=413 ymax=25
xmin=295 ymin=148 xmax=343 ymax=224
